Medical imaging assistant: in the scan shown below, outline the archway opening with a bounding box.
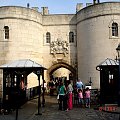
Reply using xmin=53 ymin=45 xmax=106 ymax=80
xmin=47 ymin=62 xmax=76 ymax=95
xmin=48 ymin=62 xmax=76 ymax=81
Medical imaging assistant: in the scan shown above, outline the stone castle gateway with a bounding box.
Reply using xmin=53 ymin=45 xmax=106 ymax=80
xmin=0 ymin=1 xmax=120 ymax=92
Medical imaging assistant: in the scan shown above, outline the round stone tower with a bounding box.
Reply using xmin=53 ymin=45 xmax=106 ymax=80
xmin=77 ymin=2 xmax=120 ymax=88
xmin=0 ymin=6 xmax=43 ymax=63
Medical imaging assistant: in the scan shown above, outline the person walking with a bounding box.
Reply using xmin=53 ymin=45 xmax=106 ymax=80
xmin=67 ymin=80 xmax=73 ymax=110
xmin=85 ymin=87 xmax=91 ymax=108
xmin=48 ymin=79 xmax=55 ymax=96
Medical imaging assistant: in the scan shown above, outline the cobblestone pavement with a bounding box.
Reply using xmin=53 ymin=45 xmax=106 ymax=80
xmin=0 ymin=95 xmax=120 ymax=120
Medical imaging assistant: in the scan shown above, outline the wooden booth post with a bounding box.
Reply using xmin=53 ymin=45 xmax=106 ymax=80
xmin=42 ymin=70 xmax=45 ymax=107
xmin=36 ymin=69 xmax=42 ymax=115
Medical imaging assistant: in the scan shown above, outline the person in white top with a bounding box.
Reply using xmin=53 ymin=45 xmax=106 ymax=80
xmin=67 ymin=80 xmax=73 ymax=110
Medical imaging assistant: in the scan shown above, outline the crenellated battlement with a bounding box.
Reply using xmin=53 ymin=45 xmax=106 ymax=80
xmin=77 ymin=2 xmax=120 ymax=23
xmin=0 ymin=6 xmax=42 ymax=24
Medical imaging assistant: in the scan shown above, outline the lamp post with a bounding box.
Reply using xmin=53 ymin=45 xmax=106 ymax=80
xmin=89 ymin=77 xmax=92 ymax=86
xmin=116 ymin=43 xmax=120 ymax=106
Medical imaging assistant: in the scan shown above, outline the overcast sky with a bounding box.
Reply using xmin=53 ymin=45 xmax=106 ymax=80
xmin=0 ymin=0 xmax=119 ymax=14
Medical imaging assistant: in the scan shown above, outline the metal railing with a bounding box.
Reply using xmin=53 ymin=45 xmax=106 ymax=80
xmin=26 ymin=86 xmax=39 ymax=100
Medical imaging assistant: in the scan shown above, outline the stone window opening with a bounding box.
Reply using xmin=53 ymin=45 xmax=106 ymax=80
xmin=112 ymin=22 xmax=118 ymax=37
xmin=46 ymin=32 xmax=51 ymax=43
xmin=4 ymin=26 xmax=9 ymax=39
xmin=69 ymin=32 xmax=74 ymax=43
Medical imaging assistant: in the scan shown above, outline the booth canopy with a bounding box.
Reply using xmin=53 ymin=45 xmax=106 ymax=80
xmin=0 ymin=59 xmax=46 ymax=69
xmin=96 ymin=58 xmax=119 ymax=71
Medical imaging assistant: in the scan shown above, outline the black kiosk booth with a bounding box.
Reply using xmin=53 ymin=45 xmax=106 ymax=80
xmin=0 ymin=59 xmax=46 ymax=113
xmin=96 ymin=58 xmax=119 ymax=104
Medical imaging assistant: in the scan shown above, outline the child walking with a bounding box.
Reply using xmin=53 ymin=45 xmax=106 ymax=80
xmin=85 ymin=87 xmax=91 ymax=108
xmin=78 ymin=89 xmax=83 ymax=107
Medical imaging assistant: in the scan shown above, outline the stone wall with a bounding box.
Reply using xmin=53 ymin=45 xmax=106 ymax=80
xmin=0 ymin=6 xmax=77 ymax=95
xmin=0 ymin=2 xmax=119 ymax=91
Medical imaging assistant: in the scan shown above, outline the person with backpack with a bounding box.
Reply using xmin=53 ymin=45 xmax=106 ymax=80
xmin=58 ymin=82 xmax=67 ymax=111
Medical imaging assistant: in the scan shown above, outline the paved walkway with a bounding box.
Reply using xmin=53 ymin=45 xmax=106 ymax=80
xmin=0 ymin=95 xmax=120 ymax=120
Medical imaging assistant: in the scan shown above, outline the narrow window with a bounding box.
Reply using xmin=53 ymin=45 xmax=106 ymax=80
xmin=112 ymin=22 xmax=118 ymax=37
xmin=69 ymin=32 xmax=74 ymax=43
xmin=4 ymin=26 xmax=9 ymax=39
xmin=46 ymin=32 xmax=51 ymax=43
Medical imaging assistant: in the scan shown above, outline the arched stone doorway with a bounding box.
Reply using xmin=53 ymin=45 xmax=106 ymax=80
xmin=47 ymin=62 xmax=77 ymax=84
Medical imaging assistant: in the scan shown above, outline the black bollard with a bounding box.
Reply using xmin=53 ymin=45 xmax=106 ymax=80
xmin=15 ymin=107 xmax=18 ymax=120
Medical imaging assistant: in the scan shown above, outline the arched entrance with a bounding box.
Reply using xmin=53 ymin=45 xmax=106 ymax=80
xmin=47 ymin=62 xmax=77 ymax=83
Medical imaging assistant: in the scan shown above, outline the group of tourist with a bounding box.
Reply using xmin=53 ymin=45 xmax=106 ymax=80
xmin=57 ymin=79 xmax=91 ymax=111
xmin=57 ymin=80 xmax=73 ymax=111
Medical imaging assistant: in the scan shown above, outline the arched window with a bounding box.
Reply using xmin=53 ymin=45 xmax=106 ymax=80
xmin=4 ymin=26 xmax=9 ymax=39
xmin=69 ymin=32 xmax=74 ymax=43
xmin=112 ymin=22 xmax=118 ymax=37
xmin=46 ymin=32 xmax=51 ymax=43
